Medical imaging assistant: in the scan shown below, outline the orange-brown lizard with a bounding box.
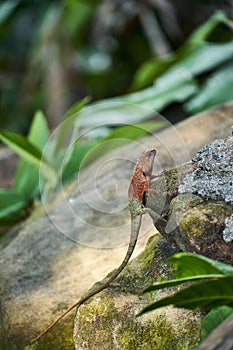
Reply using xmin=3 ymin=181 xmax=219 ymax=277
xmin=31 ymin=148 xmax=156 ymax=343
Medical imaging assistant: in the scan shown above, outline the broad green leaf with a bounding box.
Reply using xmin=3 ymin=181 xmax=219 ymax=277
xmin=14 ymin=110 xmax=50 ymax=199
xmin=168 ymin=253 xmax=233 ymax=278
xmin=0 ymin=130 xmax=57 ymax=186
xmin=131 ymin=11 xmax=233 ymax=90
xmin=184 ymin=61 xmax=233 ymax=113
xmin=78 ymin=102 xmax=155 ymax=129
xmin=138 ymin=275 xmax=233 ymax=316
xmin=0 ymin=189 xmax=27 ymax=222
xmin=200 ymin=306 xmax=233 ymax=341
xmin=178 ymin=42 xmax=233 ymax=76
xmin=129 ymin=54 xmax=176 ymax=89
xmin=132 ymin=40 xmax=233 ymax=90
xmin=103 ymin=121 xmax=166 ymax=141
xmin=142 ymin=275 xmax=223 ymax=294
xmin=99 ymin=76 xmax=198 ymax=112
xmin=188 ymin=11 xmax=229 ymax=45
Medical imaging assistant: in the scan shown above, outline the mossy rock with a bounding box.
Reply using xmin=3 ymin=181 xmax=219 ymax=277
xmin=146 ymin=136 xmax=233 ymax=265
xmin=74 ymin=235 xmax=203 ymax=349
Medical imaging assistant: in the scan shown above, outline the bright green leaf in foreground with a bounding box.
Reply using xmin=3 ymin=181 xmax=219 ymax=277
xmin=138 ymin=253 xmax=233 ymax=317
xmin=168 ymin=253 xmax=233 ymax=277
xmin=138 ymin=275 xmax=233 ymax=316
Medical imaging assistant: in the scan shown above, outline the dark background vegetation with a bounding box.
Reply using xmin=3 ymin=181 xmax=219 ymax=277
xmin=1 ymin=0 xmax=232 ymax=133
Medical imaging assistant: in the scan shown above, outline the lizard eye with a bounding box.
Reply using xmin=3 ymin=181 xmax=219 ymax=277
xmin=148 ymin=149 xmax=156 ymax=157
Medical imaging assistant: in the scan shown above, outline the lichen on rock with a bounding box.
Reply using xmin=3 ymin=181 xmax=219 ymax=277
xmin=223 ymin=214 xmax=233 ymax=243
xmin=179 ymin=136 xmax=233 ymax=205
xmin=145 ymin=135 xmax=233 ymax=264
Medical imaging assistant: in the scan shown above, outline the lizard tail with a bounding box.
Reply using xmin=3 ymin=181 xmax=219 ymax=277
xmin=30 ymin=215 xmax=141 ymax=344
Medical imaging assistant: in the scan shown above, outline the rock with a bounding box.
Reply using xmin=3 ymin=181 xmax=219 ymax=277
xmin=74 ymin=235 xmax=203 ymax=350
xmin=147 ymin=135 xmax=233 ymax=264
xmin=0 ymin=102 xmax=233 ymax=349
xmin=74 ymin=134 xmax=233 ymax=349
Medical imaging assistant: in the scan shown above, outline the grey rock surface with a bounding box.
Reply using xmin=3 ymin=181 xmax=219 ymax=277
xmin=179 ymin=136 xmax=233 ymax=205
xmin=147 ymin=135 xmax=233 ymax=264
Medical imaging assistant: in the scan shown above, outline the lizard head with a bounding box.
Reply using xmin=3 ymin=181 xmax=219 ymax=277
xmin=140 ymin=149 xmax=156 ymax=177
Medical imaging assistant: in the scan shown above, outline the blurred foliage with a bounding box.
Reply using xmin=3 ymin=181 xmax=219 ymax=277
xmin=0 ymin=4 xmax=233 ymax=227
xmin=0 ymin=105 xmax=165 ymax=225
xmin=0 ymin=0 xmax=232 ymax=132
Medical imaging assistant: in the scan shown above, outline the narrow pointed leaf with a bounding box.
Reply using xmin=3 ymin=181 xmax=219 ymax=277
xmin=0 ymin=130 xmax=57 ymax=186
xmin=14 ymin=110 xmax=50 ymax=199
xmin=142 ymin=274 xmax=223 ymax=293
xmin=138 ymin=276 xmax=233 ymax=316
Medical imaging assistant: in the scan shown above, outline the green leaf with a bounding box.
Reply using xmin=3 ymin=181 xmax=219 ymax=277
xmin=142 ymin=275 xmax=223 ymax=294
xmin=13 ymin=110 xmax=50 ymax=199
xmin=95 ymin=76 xmax=197 ymax=115
xmin=188 ymin=11 xmax=229 ymax=45
xmin=103 ymin=121 xmax=166 ymax=142
xmin=184 ymin=61 xmax=233 ymax=113
xmin=27 ymin=110 xmax=50 ymax=149
xmin=132 ymin=39 xmax=233 ymax=91
xmin=131 ymin=55 xmax=176 ymax=90
xmin=62 ymin=140 xmax=98 ymax=183
xmin=131 ymin=11 xmax=233 ymax=90
xmin=138 ymin=276 xmax=233 ymax=316
xmin=62 ymin=96 xmax=91 ymax=121
xmin=0 ymin=189 xmax=27 ymax=222
xmin=0 ymin=130 xmax=57 ymax=186
xmin=168 ymin=253 xmax=233 ymax=278
xmin=200 ymin=306 xmax=233 ymax=341
xmin=62 ymin=122 xmax=164 ymax=182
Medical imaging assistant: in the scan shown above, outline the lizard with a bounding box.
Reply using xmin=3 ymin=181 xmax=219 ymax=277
xmin=31 ymin=148 xmax=156 ymax=344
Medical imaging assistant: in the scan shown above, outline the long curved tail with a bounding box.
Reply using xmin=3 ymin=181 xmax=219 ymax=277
xmin=31 ymin=215 xmax=141 ymax=344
